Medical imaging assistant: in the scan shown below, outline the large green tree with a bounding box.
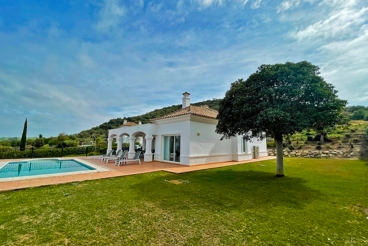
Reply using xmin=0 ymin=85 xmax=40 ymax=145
xmin=216 ymin=61 xmax=347 ymax=176
xmin=20 ymin=118 xmax=27 ymax=151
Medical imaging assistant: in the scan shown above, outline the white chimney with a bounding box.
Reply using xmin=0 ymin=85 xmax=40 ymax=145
xmin=182 ymin=92 xmax=190 ymax=108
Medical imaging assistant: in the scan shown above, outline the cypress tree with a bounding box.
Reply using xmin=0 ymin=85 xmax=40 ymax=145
xmin=20 ymin=118 xmax=27 ymax=151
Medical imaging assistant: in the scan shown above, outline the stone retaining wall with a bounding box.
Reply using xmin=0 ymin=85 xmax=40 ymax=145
xmin=267 ymin=147 xmax=361 ymax=158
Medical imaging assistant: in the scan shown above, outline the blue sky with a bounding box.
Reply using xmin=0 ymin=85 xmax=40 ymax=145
xmin=1 ymin=0 xmax=367 ymax=137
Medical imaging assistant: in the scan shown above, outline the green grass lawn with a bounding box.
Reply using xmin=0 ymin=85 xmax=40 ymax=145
xmin=1 ymin=158 xmax=367 ymax=245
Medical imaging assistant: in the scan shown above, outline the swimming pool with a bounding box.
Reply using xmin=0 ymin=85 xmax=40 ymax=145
xmin=0 ymin=159 xmax=98 ymax=179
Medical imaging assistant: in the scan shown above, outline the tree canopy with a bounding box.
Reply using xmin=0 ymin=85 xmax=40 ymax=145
xmin=216 ymin=61 xmax=347 ymax=176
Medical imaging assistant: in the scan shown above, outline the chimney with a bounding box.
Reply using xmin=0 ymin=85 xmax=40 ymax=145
xmin=182 ymin=92 xmax=190 ymax=108
xmin=123 ymin=119 xmax=127 ymax=125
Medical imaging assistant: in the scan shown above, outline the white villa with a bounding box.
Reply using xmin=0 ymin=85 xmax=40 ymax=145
xmin=107 ymin=92 xmax=267 ymax=166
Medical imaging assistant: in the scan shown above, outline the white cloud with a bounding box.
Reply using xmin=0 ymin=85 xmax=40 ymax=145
xmin=148 ymin=2 xmax=163 ymax=12
xmin=95 ymin=0 xmax=126 ymax=33
xmin=290 ymin=2 xmax=368 ymax=40
xmin=277 ymin=0 xmax=315 ymax=13
xmin=317 ymin=24 xmax=368 ymax=104
xmin=197 ymin=0 xmax=224 ymax=8
xmin=251 ymin=0 xmax=262 ymax=9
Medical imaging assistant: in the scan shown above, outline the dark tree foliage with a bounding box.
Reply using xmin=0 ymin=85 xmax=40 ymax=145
xmin=76 ymin=99 xmax=222 ymax=139
xmin=216 ymin=61 xmax=347 ymax=176
xmin=20 ymin=119 xmax=27 ymax=151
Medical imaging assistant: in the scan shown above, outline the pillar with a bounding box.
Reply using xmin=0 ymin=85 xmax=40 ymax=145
xmin=117 ymin=136 xmax=123 ymax=151
xmin=107 ymin=138 xmax=113 ymax=154
xmin=128 ymin=137 xmax=136 ymax=159
xmin=144 ymin=136 xmax=153 ymax=162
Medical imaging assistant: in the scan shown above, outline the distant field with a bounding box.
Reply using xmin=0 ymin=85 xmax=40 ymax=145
xmin=0 ymin=158 xmax=367 ymax=245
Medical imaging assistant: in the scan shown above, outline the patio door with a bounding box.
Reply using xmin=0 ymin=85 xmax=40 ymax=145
xmin=163 ymin=135 xmax=180 ymax=162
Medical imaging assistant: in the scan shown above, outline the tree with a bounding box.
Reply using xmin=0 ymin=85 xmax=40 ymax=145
xmin=351 ymin=109 xmax=367 ymax=120
xmin=20 ymin=119 xmax=27 ymax=151
xmin=34 ymin=134 xmax=45 ymax=148
xmin=216 ymin=61 xmax=347 ymax=176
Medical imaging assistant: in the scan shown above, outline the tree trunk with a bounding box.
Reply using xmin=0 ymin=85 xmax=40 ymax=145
xmin=274 ymin=132 xmax=284 ymax=177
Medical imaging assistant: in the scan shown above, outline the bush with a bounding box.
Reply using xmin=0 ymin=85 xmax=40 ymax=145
xmin=316 ymin=145 xmax=322 ymax=150
xmin=366 ymin=126 xmax=368 ymax=136
xmin=267 ymin=139 xmax=276 ymax=148
xmin=288 ymin=145 xmax=295 ymax=151
xmin=296 ymin=144 xmax=303 ymax=150
xmin=0 ymin=146 xmax=97 ymax=159
xmin=317 ymin=141 xmax=321 ymax=146
xmin=307 ymin=136 xmax=314 ymax=141
xmin=325 ymin=144 xmax=331 ymax=149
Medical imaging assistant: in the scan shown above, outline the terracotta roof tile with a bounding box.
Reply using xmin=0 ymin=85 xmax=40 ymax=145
xmin=119 ymin=122 xmax=137 ymax=127
xmin=152 ymin=105 xmax=218 ymax=121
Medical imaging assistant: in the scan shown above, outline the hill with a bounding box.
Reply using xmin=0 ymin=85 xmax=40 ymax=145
xmin=76 ymin=99 xmax=222 ymax=139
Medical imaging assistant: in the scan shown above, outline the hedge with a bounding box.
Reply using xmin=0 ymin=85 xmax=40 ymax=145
xmin=0 ymin=146 xmax=104 ymax=159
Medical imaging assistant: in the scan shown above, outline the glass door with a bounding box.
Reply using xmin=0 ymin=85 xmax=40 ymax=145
xmin=163 ymin=135 xmax=180 ymax=162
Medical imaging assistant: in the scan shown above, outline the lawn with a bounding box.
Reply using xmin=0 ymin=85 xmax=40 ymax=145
xmin=0 ymin=158 xmax=367 ymax=245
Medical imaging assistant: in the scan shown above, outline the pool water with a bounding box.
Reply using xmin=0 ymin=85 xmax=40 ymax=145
xmin=0 ymin=159 xmax=96 ymax=179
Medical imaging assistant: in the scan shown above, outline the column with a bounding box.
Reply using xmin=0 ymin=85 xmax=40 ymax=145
xmin=128 ymin=137 xmax=136 ymax=159
xmin=107 ymin=138 xmax=113 ymax=154
xmin=142 ymin=138 xmax=146 ymax=151
xmin=117 ymin=136 xmax=123 ymax=151
xmin=144 ymin=136 xmax=153 ymax=162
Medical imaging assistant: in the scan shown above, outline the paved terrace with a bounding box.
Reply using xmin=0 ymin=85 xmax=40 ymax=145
xmin=0 ymin=156 xmax=275 ymax=192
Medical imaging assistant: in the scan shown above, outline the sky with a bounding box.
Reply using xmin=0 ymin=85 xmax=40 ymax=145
xmin=0 ymin=0 xmax=367 ymax=137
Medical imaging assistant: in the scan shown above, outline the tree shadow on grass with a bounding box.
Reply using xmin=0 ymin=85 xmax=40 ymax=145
xmin=131 ymin=168 xmax=322 ymax=212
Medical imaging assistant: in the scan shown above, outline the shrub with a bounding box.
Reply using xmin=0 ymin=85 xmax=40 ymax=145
xmin=345 ymin=134 xmax=351 ymax=138
xmin=0 ymin=146 xmax=97 ymax=159
xmin=307 ymin=136 xmax=314 ymax=141
xmin=88 ymin=151 xmax=100 ymax=156
xmin=325 ymin=144 xmax=331 ymax=149
xmin=288 ymin=145 xmax=295 ymax=151
xmin=366 ymin=126 xmax=368 ymax=136
xmin=296 ymin=144 xmax=303 ymax=150
xmin=316 ymin=145 xmax=322 ymax=150
xmin=317 ymin=141 xmax=321 ymax=146
xmin=267 ymin=139 xmax=276 ymax=148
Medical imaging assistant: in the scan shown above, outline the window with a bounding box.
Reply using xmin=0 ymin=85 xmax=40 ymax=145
xmin=243 ymin=138 xmax=247 ymax=153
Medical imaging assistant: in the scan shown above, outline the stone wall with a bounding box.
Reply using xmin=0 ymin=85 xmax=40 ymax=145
xmin=267 ymin=147 xmax=361 ymax=158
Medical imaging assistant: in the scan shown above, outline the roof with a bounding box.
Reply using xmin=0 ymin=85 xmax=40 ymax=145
xmin=152 ymin=105 xmax=218 ymax=121
xmin=119 ymin=122 xmax=137 ymax=127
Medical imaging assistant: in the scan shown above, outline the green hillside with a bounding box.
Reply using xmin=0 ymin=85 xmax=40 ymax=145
xmin=77 ymin=99 xmax=222 ymax=139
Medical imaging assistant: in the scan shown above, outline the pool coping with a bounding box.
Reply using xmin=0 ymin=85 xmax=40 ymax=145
xmin=0 ymin=157 xmax=110 ymax=182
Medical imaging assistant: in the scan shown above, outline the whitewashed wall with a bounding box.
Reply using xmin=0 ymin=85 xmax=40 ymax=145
xmin=155 ymin=119 xmax=191 ymax=164
xmin=188 ymin=121 xmax=235 ymax=165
